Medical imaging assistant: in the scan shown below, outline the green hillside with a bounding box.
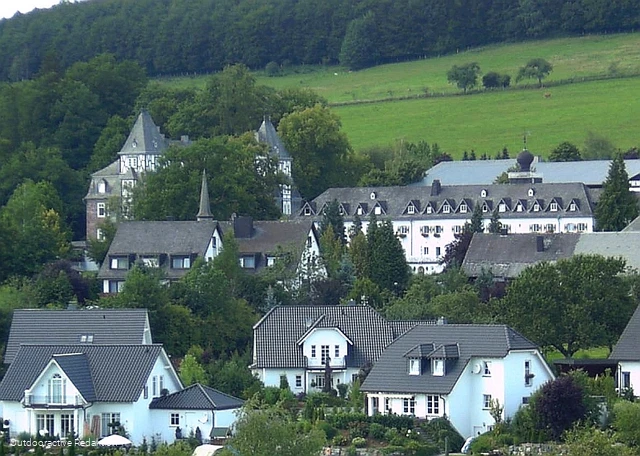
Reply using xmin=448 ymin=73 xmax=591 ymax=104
xmin=159 ymin=33 xmax=640 ymax=157
xmin=254 ymin=33 xmax=640 ymax=104
xmin=335 ymin=78 xmax=640 ymax=157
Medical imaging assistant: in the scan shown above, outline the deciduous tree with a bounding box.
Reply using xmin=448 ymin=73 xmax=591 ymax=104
xmin=447 ymin=62 xmax=481 ymax=93
xmin=549 ymin=141 xmax=581 ymax=162
xmin=499 ymin=255 xmax=635 ymax=357
xmin=516 ymin=58 xmax=553 ymax=87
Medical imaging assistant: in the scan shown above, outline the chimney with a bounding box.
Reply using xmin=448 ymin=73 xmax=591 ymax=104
xmin=431 ymin=179 xmax=441 ymax=196
xmin=536 ymin=235 xmax=544 ymax=252
xmin=233 ymin=215 xmax=254 ymax=239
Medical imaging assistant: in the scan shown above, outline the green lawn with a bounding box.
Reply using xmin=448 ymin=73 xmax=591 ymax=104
xmin=335 ymin=78 xmax=640 ymax=157
xmin=545 ymin=346 xmax=611 ymax=363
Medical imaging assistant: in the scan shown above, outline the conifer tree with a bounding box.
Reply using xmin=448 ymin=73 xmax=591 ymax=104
xmin=595 ymin=154 xmax=639 ymax=231
xmin=488 ymin=208 xmax=502 ymax=234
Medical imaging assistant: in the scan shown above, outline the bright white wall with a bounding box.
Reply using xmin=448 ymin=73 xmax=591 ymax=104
xmin=618 ymin=361 xmax=640 ymax=393
xmin=302 ymin=328 xmax=349 ymax=368
xmin=502 ymin=350 xmax=554 ymax=417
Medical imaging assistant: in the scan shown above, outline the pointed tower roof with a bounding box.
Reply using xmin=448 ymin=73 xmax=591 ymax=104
xmin=256 ymin=116 xmax=291 ymax=160
xmin=197 ymin=170 xmax=214 ymax=221
xmin=118 ymin=110 xmax=168 ymax=156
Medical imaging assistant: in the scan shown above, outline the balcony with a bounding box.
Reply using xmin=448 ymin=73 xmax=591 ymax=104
xmin=24 ymin=393 xmax=84 ymax=408
xmin=305 ymin=356 xmax=347 ymax=369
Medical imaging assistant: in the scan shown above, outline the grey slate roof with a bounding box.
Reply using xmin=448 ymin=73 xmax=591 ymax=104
xmin=462 ymin=233 xmax=579 ymax=278
xmin=54 ymin=353 xmax=97 ymax=401
xmin=149 ymin=383 xmax=243 ymax=410
xmin=118 ymin=110 xmax=169 ymax=157
xmin=98 ymin=221 xmax=219 ymax=281
xmin=610 ymin=305 xmax=640 ymax=361
xmin=301 ymin=183 xmax=594 ymax=220
xmin=415 ymin=158 xmax=640 ymax=188
xmin=255 ymin=118 xmax=291 ymax=161
xmin=623 ymin=215 xmax=640 ymax=232
xmin=252 ymin=305 xmax=421 ymax=369
xmin=4 ymin=309 xmax=150 ymax=365
xmin=361 ymin=325 xmax=538 ymax=395
xmin=0 ymin=344 xmax=165 ymax=402
xmin=574 ymin=232 xmax=640 ymax=271
xmin=463 ymin=232 xmax=640 ymax=279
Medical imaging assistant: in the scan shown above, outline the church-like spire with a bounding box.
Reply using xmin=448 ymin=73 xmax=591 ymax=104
xmin=197 ymin=170 xmax=214 ymax=221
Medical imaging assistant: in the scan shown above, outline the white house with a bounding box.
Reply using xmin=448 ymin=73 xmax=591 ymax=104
xmin=251 ymin=305 xmax=425 ymax=393
xmin=0 ymin=309 xmax=244 ymax=445
xmin=0 ymin=344 xmax=183 ymax=443
xmin=298 ymin=151 xmax=596 ymax=274
xmin=610 ymin=304 xmax=640 ymax=394
xmin=149 ymin=384 xmax=243 ymax=443
xmin=360 ymin=324 xmax=555 ymax=439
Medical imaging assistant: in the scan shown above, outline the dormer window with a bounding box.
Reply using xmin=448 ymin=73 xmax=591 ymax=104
xmin=426 ymin=205 xmax=433 ymax=214
xmin=481 ymin=189 xmax=487 ymax=198
xmin=172 ymin=256 xmax=191 ymax=269
xmin=515 ymin=202 xmax=524 ymax=212
xmin=98 ymin=180 xmax=107 ymax=194
xmin=407 ymin=205 xmax=415 ymax=215
xmin=357 ymin=206 xmax=364 ymax=215
xmin=80 ymin=334 xmax=94 ymax=343
xmin=498 ymin=203 xmax=506 ymax=213
xmin=110 ymin=257 xmax=129 ymax=270
xmin=528 ymin=188 xmax=535 ymax=197
xmin=550 ymin=201 xmax=559 ymax=212
xmin=569 ymin=202 xmax=577 ymax=211
xmin=303 ymin=205 xmax=312 ymax=216
xmin=442 ymin=204 xmax=450 ymax=214
xmin=459 ymin=203 xmax=468 ymax=213
xmin=432 ymin=359 xmax=444 ymax=376
xmin=482 ymin=203 xmax=490 ymax=213
xmin=374 ymin=205 xmax=382 ymax=215
xmin=532 ymin=202 xmax=541 ymax=212
xmin=409 ymin=359 xmax=420 ymax=375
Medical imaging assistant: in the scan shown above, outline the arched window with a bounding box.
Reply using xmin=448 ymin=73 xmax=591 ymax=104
xmin=97 ymin=180 xmax=107 ymax=194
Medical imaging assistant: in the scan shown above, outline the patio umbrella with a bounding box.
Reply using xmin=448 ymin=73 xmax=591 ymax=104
xmin=98 ymin=434 xmax=133 ymax=446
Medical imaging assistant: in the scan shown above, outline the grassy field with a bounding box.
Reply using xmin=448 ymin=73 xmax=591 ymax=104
xmin=156 ymin=33 xmax=640 ymax=158
xmin=334 ymin=78 xmax=640 ymax=157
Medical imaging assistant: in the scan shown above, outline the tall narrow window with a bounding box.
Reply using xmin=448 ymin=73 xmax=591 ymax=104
xmin=48 ymin=374 xmax=65 ymax=404
xmin=321 ymin=345 xmax=330 ymax=364
xmin=525 ymin=360 xmax=533 ymax=387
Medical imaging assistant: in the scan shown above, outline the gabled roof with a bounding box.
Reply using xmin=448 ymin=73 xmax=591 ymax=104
xmin=361 ymin=325 xmax=538 ymax=395
xmin=220 ymin=219 xmax=317 ymax=256
xmin=610 ymin=305 xmax=640 ymax=361
xmin=118 ymin=110 xmax=169 ymax=156
xmin=252 ymin=305 xmax=422 ymax=369
xmin=303 ymin=183 xmax=594 ymax=221
xmin=0 ymin=344 xmax=166 ymax=402
xmin=149 ymin=383 xmax=243 ymax=410
xmin=53 ymin=353 xmax=97 ymax=402
xmin=462 ymin=233 xmax=579 ymax=279
xmin=98 ymin=221 xmax=220 ymax=280
xmin=255 ymin=117 xmax=291 ymax=160
xmin=4 ymin=309 xmax=151 ymax=365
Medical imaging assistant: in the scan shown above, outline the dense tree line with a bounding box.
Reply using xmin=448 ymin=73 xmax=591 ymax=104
xmin=1 ymin=0 xmax=640 ymax=79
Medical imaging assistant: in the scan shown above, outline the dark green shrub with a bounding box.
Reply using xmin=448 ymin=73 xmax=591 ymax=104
xmin=372 ymin=413 xmax=414 ymax=429
xmin=469 ymin=434 xmax=494 ymax=454
xmin=348 ymin=420 xmax=369 ymax=439
xmin=332 ymin=434 xmax=348 ymax=446
xmin=328 ymin=412 xmax=368 ymax=429
xmin=352 ymin=436 xmax=366 ymax=447
xmin=316 ymin=421 xmax=338 ymax=439
xmin=369 ymin=422 xmax=386 ymax=439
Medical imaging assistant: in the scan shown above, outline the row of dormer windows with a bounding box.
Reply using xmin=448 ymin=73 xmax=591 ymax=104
xmin=304 ymin=198 xmax=581 ymax=218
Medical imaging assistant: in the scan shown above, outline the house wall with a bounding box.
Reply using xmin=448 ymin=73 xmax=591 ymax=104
xmin=297 ymin=229 xmax=327 ymax=281
xmin=27 ymin=363 xmax=83 ymax=406
xmin=617 ymin=361 xmax=640 ymax=393
xmin=302 ymin=328 xmax=349 ymax=369
xmin=204 ymin=231 xmax=223 ymax=260
xmin=148 ymin=409 xmax=238 ymax=444
xmin=255 ymin=367 xmax=360 ymax=395
xmin=346 ymin=214 xmax=593 ymax=274
xmin=502 ymin=350 xmax=554 ymax=417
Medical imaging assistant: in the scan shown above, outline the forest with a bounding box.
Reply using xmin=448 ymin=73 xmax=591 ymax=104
xmin=1 ymin=0 xmax=639 ymax=80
